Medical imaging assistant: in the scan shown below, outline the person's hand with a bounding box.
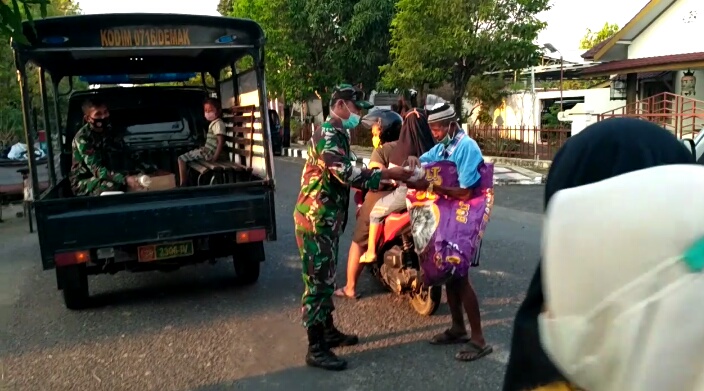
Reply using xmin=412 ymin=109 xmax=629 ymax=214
xmin=381 ymin=166 xmax=413 ymax=182
xmin=406 ymin=178 xmax=430 ymax=190
xmin=406 ymin=156 xmax=421 ymax=170
xmin=126 ymin=175 xmax=144 ymax=191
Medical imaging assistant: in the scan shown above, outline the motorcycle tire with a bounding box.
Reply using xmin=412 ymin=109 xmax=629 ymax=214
xmin=410 ymin=285 xmax=442 ymax=316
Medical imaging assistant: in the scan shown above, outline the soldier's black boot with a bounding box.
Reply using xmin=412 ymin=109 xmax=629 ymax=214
xmin=323 ymin=314 xmax=359 ymax=348
xmin=306 ymin=323 xmax=347 ymax=371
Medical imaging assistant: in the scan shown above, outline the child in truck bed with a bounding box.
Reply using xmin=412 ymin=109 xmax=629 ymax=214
xmin=177 ymin=98 xmax=227 ymax=186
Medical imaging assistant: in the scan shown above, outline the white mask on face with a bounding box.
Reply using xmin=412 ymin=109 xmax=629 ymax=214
xmin=539 ymin=164 xmax=704 ymax=391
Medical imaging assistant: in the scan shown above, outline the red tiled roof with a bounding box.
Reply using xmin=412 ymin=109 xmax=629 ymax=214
xmin=581 ymin=52 xmax=704 ymax=75
xmin=581 ymin=39 xmax=610 ymax=60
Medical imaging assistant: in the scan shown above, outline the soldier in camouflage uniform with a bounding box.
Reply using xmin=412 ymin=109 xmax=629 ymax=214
xmin=69 ymin=99 xmax=142 ymax=196
xmin=294 ymin=84 xmax=412 ymax=371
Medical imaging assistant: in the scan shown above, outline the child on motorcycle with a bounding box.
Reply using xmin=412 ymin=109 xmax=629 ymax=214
xmin=337 ymin=109 xmax=403 ymax=300
xmin=358 ymin=109 xmax=436 ymax=264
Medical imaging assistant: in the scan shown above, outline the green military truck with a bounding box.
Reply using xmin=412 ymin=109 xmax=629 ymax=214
xmin=12 ymin=14 xmax=277 ymax=309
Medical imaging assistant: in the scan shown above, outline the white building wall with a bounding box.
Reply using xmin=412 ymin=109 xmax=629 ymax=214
xmin=629 ymin=0 xmax=704 ymax=58
xmin=498 ymin=88 xmax=624 ymax=129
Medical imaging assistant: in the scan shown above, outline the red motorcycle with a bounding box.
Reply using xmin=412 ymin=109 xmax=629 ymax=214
xmin=353 ymin=188 xmax=442 ymax=316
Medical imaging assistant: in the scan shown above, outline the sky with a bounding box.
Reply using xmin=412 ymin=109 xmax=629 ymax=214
xmin=76 ymin=0 xmax=650 ymax=63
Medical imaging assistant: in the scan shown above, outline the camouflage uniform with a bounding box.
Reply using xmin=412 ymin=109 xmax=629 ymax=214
xmin=69 ymin=123 xmax=128 ymax=196
xmin=294 ymin=120 xmax=382 ymax=328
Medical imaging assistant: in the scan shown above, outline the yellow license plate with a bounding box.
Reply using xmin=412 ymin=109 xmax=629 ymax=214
xmin=137 ymin=241 xmax=194 ymax=262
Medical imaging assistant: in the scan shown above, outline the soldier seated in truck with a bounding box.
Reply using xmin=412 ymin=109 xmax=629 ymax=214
xmin=69 ymin=98 xmax=143 ymax=196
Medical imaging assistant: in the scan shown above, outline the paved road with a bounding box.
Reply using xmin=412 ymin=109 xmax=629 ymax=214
xmin=0 ymin=158 xmax=544 ymax=391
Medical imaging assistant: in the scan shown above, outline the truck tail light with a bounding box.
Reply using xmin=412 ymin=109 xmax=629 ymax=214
xmin=236 ymin=229 xmax=267 ymax=244
xmin=55 ymin=250 xmax=90 ymax=267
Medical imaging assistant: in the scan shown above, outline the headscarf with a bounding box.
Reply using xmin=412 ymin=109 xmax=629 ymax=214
xmin=388 ymin=109 xmax=436 ymax=166
xmin=540 ymin=164 xmax=704 ymax=391
xmin=502 ymin=118 xmax=693 ymax=391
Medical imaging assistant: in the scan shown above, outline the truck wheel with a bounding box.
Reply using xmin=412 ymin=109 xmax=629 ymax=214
xmin=58 ymin=264 xmax=89 ymax=310
xmin=410 ymin=285 xmax=442 ymax=316
xmin=233 ymin=241 xmax=264 ymax=284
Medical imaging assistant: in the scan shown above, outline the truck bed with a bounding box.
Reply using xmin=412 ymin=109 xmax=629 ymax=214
xmin=34 ymin=179 xmax=276 ymax=269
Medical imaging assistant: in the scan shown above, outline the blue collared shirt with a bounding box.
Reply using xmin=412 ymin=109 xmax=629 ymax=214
xmin=419 ymin=129 xmax=483 ymax=189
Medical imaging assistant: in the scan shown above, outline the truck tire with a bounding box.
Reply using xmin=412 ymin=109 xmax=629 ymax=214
xmin=233 ymin=241 xmax=264 ymax=285
xmin=58 ymin=264 xmax=89 ymax=310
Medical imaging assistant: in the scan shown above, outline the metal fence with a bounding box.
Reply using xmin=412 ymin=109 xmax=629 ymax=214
xmin=467 ymin=126 xmax=570 ymax=160
xmin=296 ymin=122 xmax=570 ymax=160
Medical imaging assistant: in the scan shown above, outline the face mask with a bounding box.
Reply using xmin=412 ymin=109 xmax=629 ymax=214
xmin=332 ymin=101 xmax=360 ymax=130
xmin=89 ymin=116 xmax=111 ymax=130
xmin=539 ymin=253 xmax=704 ymax=391
xmin=205 ymin=112 xmax=217 ymax=122
xmin=439 ymin=134 xmax=451 ymax=146
xmin=342 ymin=113 xmax=361 ymax=130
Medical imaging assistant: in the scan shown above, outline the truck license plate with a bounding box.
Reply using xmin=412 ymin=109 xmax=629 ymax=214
xmin=138 ymin=241 xmax=194 ymax=262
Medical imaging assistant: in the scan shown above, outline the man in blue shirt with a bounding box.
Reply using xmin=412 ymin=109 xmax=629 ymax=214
xmin=407 ymin=103 xmax=492 ymax=362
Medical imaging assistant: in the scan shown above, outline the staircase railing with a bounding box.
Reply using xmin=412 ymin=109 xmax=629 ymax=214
xmin=597 ymin=92 xmax=704 ymax=139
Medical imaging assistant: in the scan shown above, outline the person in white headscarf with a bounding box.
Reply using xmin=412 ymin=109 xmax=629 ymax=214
xmin=539 ymin=163 xmax=704 ymax=391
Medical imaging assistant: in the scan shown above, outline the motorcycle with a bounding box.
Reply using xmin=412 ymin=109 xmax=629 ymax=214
xmin=353 ymin=188 xmax=442 ymax=316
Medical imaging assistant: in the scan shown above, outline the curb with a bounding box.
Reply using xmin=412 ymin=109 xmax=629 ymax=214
xmin=282 ymin=147 xmax=542 ymax=186
xmin=284 ymin=147 xmax=372 ymax=166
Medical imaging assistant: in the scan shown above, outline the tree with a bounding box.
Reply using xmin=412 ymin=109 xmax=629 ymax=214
xmin=382 ymin=0 xmax=550 ymax=122
xmin=217 ymin=0 xmax=233 ymax=15
xmin=341 ymin=0 xmax=395 ymax=93
xmin=0 ymin=0 xmax=81 ymax=145
xmin=1 ymin=0 xmax=51 ymax=45
xmin=230 ymin=0 xmax=393 ymax=119
xmin=580 ymin=22 xmax=619 ymax=50
xmin=230 ymin=0 xmax=309 ymax=102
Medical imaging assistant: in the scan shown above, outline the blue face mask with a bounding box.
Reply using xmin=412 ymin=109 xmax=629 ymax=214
xmin=335 ymin=101 xmax=361 ymax=129
xmin=343 ymin=112 xmax=361 ymax=129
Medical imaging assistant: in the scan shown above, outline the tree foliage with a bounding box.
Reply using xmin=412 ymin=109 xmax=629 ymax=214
xmin=229 ymin=0 xmax=394 ymax=104
xmin=0 ymin=0 xmax=81 ymax=145
xmin=229 ymin=0 xmax=309 ymax=103
xmin=216 ymin=0 xmax=233 ymax=16
xmin=580 ymin=22 xmax=619 ymax=50
xmin=382 ymin=0 xmax=550 ymax=119
xmin=1 ymin=0 xmax=48 ymax=45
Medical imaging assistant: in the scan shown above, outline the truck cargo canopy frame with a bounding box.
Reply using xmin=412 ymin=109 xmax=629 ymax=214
xmin=11 ymin=13 xmax=270 ymax=202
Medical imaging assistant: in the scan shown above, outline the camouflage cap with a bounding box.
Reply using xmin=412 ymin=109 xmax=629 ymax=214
xmin=330 ymin=84 xmax=373 ymax=110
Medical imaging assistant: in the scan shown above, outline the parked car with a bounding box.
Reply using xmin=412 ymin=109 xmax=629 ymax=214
xmin=269 ymin=109 xmax=283 ymax=156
